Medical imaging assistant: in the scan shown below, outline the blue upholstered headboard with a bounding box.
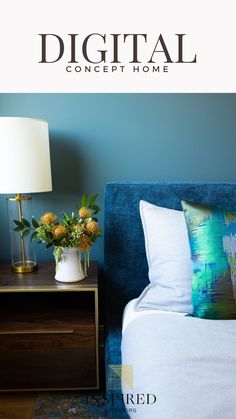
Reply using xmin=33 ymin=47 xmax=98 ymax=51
xmin=104 ymin=182 xmax=236 ymax=315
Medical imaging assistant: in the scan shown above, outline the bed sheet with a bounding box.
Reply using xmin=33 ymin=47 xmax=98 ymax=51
xmin=121 ymin=299 xmax=236 ymax=419
xmin=122 ymin=298 xmax=185 ymax=332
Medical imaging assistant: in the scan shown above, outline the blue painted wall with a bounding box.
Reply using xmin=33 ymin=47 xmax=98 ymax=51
xmin=0 ymin=93 xmax=236 ymax=265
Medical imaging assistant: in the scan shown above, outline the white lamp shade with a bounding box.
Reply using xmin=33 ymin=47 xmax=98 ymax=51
xmin=0 ymin=117 xmax=52 ymax=194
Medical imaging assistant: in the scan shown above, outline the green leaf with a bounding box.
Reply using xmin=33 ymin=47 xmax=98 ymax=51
xmin=22 ymin=218 xmax=31 ymax=228
xmin=22 ymin=229 xmax=30 ymax=238
xmin=13 ymin=219 xmax=24 ymax=228
xmin=63 ymin=212 xmax=70 ymax=222
xmin=32 ymin=217 xmax=39 ymax=228
xmin=88 ymin=193 xmax=99 ymax=206
xmin=90 ymin=204 xmax=101 ymax=214
xmin=71 ymin=213 xmax=77 ymax=224
xmin=46 ymin=243 xmax=53 ymax=248
xmin=81 ymin=193 xmax=88 ymax=207
xmin=13 ymin=226 xmax=24 ymax=232
xmin=30 ymin=231 xmax=38 ymax=242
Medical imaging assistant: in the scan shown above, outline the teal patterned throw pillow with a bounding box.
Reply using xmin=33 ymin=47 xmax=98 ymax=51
xmin=181 ymin=201 xmax=236 ymax=319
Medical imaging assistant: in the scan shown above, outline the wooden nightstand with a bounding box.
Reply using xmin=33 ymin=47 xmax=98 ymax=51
xmin=0 ymin=261 xmax=99 ymax=391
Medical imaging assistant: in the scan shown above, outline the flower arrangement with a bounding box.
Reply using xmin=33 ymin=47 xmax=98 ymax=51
xmin=13 ymin=193 xmax=101 ymax=275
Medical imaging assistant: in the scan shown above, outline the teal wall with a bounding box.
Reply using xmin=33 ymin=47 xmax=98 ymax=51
xmin=0 ymin=93 xmax=236 ymax=264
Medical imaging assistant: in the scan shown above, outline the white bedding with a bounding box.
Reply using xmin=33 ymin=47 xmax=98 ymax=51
xmin=121 ymin=299 xmax=236 ymax=419
xmin=122 ymin=298 xmax=185 ymax=332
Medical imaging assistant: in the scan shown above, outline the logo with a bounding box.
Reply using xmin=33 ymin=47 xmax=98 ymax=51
xmin=38 ymin=33 xmax=197 ymax=74
xmin=108 ymin=364 xmax=133 ymax=390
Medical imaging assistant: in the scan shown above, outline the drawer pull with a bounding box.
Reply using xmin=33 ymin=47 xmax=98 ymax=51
xmin=0 ymin=329 xmax=75 ymax=335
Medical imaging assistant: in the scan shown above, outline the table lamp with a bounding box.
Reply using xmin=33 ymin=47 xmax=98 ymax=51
xmin=0 ymin=117 xmax=52 ymax=273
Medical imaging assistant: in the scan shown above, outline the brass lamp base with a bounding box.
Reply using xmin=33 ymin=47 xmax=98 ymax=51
xmin=7 ymin=193 xmax=37 ymax=275
xmin=12 ymin=261 xmax=38 ymax=274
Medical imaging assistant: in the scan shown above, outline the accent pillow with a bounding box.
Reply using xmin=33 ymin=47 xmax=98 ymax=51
xmin=181 ymin=201 xmax=236 ymax=319
xmin=137 ymin=200 xmax=193 ymax=313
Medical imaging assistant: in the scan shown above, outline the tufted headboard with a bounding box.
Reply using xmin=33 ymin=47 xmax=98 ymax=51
xmin=104 ymin=181 xmax=236 ymax=315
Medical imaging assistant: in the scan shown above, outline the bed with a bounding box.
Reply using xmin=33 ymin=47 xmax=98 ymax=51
xmin=104 ymin=182 xmax=236 ymax=419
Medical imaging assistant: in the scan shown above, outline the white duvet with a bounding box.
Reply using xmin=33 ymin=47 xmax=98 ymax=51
xmin=121 ymin=299 xmax=236 ymax=419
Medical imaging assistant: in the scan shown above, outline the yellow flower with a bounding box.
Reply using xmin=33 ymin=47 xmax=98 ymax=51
xmin=78 ymin=235 xmax=92 ymax=252
xmin=79 ymin=207 xmax=91 ymax=219
xmin=71 ymin=223 xmax=79 ymax=230
xmin=40 ymin=212 xmax=56 ymax=225
xmin=86 ymin=220 xmax=100 ymax=235
xmin=52 ymin=225 xmax=67 ymax=239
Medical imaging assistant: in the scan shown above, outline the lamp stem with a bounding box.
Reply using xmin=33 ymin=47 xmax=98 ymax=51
xmin=16 ymin=193 xmax=26 ymax=267
xmin=7 ymin=193 xmax=37 ymax=273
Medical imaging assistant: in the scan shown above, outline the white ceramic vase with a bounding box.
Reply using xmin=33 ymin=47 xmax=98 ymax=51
xmin=55 ymin=247 xmax=85 ymax=283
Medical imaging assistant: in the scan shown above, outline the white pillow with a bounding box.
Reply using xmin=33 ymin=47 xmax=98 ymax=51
xmin=137 ymin=200 xmax=193 ymax=313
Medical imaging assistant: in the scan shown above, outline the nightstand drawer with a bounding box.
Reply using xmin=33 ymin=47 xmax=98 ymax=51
xmin=0 ymin=328 xmax=96 ymax=390
xmin=0 ymin=262 xmax=99 ymax=391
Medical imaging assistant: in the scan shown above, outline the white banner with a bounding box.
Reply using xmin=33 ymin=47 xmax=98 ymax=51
xmin=0 ymin=0 xmax=235 ymax=92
